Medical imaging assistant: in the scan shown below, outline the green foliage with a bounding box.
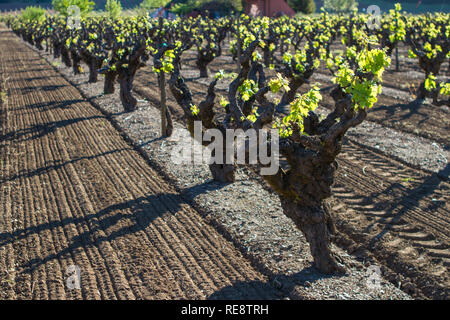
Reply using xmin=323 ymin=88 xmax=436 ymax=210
xmin=140 ymin=0 xmax=170 ymax=10
xmin=153 ymin=49 xmax=176 ymax=74
xmin=288 ymin=0 xmax=316 ymax=14
xmin=408 ymin=49 xmax=417 ymax=58
xmin=105 ymin=0 xmax=122 ymax=19
xmin=190 ymin=104 xmax=200 ymax=116
xmin=323 ymin=0 xmax=358 ymax=13
xmin=386 ymin=3 xmax=406 ymax=43
xmin=440 ymin=83 xmax=450 ymax=96
xmin=424 ymin=73 xmax=437 ymax=91
xmin=425 ymin=74 xmax=450 ymax=97
xmin=334 ymin=46 xmax=391 ymax=110
xmin=170 ymin=0 xmax=201 ymax=15
xmin=223 ymin=0 xmax=243 ymax=12
xmin=214 ymin=70 xmax=236 ymax=80
xmin=21 ymin=6 xmax=46 ymax=22
xmin=238 ymin=79 xmax=258 ymax=102
xmin=274 ymin=86 xmax=322 ymax=137
xmin=170 ymin=0 xmax=242 ymax=15
xmin=52 ymin=0 xmax=95 ymax=17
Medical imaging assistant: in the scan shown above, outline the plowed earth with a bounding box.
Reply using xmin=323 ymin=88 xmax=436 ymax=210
xmin=0 ymin=29 xmax=280 ymax=300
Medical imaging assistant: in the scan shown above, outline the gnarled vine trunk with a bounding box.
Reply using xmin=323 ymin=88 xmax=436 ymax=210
xmin=53 ymin=42 xmax=61 ymax=59
xmin=71 ymin=50 xmax=82 ymax=74
xmin=209 ymin=141 xmax=235 ymax=182
xmin=196 ymin=56 xmax=211 ymax=78
xmin=281 ymin=77 xmax=306 ymax=105
xmin=103 ymin=71 xmax=117 ymax=94
xmin=60 ymin=46 xmax=72 ymax=68
xmin=170 ymin=36 xmax=378 ymax=274
xmin=88 ymin=60 xmax=99 ymax=83
xmin=280 ymin=198 xmax=343 ymax=274
xmin=85 ymin=57 xmax=103 ymax=83
xmin=417 ymin=57 xmax=443 ymax=99
xmin=118 ymin=72 xmax=137 ymax=112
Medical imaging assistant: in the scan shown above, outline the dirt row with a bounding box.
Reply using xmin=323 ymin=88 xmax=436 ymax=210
xmin=0 ymin=28 xmax=281 ymax=300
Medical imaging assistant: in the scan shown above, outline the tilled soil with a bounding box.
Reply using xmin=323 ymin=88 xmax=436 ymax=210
xmin=0 ymin=28 xmax=280 ymax=300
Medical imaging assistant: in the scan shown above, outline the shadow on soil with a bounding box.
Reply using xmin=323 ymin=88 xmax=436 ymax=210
xmin=0 ymin=175 xmax=345 ymax=299
xmin=13 ymin=98 xmax=85 ymax=112
xmin=337 ymin=162 xmax=449 ymax=249
xmin=0 ymin=147 xmax=132 ymax=184
xmin=180 ymin=181 xmax=348 ymax=299
xmin=20 ymin=84 xmax=68 ymax=94
xmin=0 ymin=113 xmax=102 ymax=144
xmin=207 ymin=266 xmax=343 ymax=300
xmin=373 ymin=98 xmax=429 ymax=123
xmin=8 ymin=193 xmax=186 ymax=272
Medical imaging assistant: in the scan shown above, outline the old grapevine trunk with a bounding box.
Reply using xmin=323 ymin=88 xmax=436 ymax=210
xmin=168 ymin=65 xmax=237 ymax=182
xmin=71 ymin=50 xmax=82 ymax=75
xmin=170 ymin=35 xmax=379 ymax=274
xmin=88 ymin=60 xmax=99 ymax=83
xmin=196 ymin=54 xmax=211 ymax=78
xmin=281 ymin=200 xmax=342 ymax=273
xmin=53 ymin=42 xmax=61 ymax=59
xmin=265 ymin=154 xmax=344 ymax=274
xmin=81 ymin=54 xmax=103 ymax=84
xmin=118 ymin=73 xmax=137 ymax=112
xmin=60 ymin=46 xmax=72 ymax=68
xmin=208 ymin=130 xmax=236 ymax=182
xmin=417 ymin=58 xmax=442 ymax=99
xmin=103 ymin=71 xmax=117 ymax=94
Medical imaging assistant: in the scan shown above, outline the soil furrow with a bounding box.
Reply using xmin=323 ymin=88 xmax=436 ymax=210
xmin=0 ymin=26 xmax=274 ymax=300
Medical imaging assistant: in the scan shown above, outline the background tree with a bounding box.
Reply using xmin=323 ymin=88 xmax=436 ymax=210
xmin=288 ymin=0 xmax=316 ymax=14
xmin=140 ymin=0 xmax=170 ymax=10
xmin=324 ymin=0 xmax=358 ymax=13
xmin=170 ymin=0 xmax=243 ymax=16
xmin=170 ymin=0 xmax=201 ymax=15
xmin=21 ymin=6 xmax=46 ymax=22
xmin=105 ymin=0 xmax=122 ymax=18
xmin=52 ymin=0 xmax=95 ymax=17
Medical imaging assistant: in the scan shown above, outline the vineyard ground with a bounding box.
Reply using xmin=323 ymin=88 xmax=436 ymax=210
xmin=33 ymin=33 xmax=450 ymax=299
xmin=1 ymin=26 xmax=414 ymax=300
